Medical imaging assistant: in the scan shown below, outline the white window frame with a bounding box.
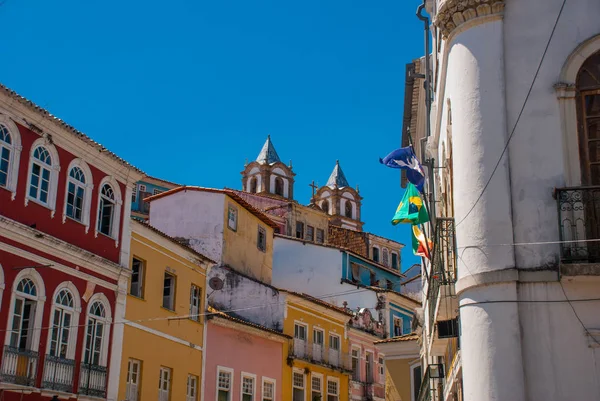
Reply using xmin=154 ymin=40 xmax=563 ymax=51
xmin=292 ymin=369 xmax=305 ymax=401
xmin=409 ymin=362 xmax=422 ymax=401
xmin=228 ymin=205 xmax=238 ymax=231
xmin=257 ymin=226 xmax=267 ymax=252
xmin=0 ymin=116 xmax=22 ymax=198
xmin=326 ymin=377 xmax=339 ymax=401
xmin=80 ymin=293 xmax=111 ymax=367
xmin=311 ymin=373 xmax=323 ymax=401
xmin=94 ymin=176 xmax=123 ymax=242
xmin=187 ymin=374 xmax=199 ymax=401
xmin=262 ymin=377 xmax=276 ymax=401
xmin=139 ymin=184 xmax=147 ymax=193
xmin=216 ymin=366 xmax=234 ymax=401
xmin=189 ymin=284 xmax=201 ymax=322
xmin=25 ymin=139 xmax=60 ymax=214
xmin=159 ymin=366 xmax=172 ymax=401
xmin=62 ymin=159 xmax=94 ymax=231
xmin=4 ymin=268 xmax=46 ymax=352
xmin=162 ymin=272 xmax=176 ymax=311
xmin=393 ymin=316 xmax=404 ymax=337
xmin=130 ymin=257 xmax=145 ymax=298
xmin=351 ymin=346 xmax=361 ymax=381
xmin=153 ymin=188 xmax=163 ymax=196
xmin=240 ymin=372 xmax=257 ymax=401
xmin=126 ymin=358 xmax=142 ymax=401
xmin=45 ymin=282 xmax=81 ymax=360
xmin=0 ymin=264 xmax=4 ymax=311
xmin=312 ymin=327 xmax=324 ymax=361
xmin=371 ymin=245 xmax=380 ymax=263
xmin=378 ymin=356 xmax=385 ymax=381
xmin=365 ymin=351 xmax=374 ymax=383
xmin=294 ymin=321 xmax=308 ymax=358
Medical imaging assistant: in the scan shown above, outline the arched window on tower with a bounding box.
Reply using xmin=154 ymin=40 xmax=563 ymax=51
xmin=345 ymin=201 xmax=352 ymax=218
xmin=274 ymin=177 xmax=284 ymax=196
xmin=577 ymin=50 xmax=600 ymax=185
xmin=321 ymin=199 xmax=329 ymax=214
xmin=249 ymin=177 xmax=257 ymax=193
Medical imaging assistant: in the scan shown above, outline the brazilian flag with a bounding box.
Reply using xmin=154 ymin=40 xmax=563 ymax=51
xmin=391 ymin=183 xmax=429 ymax=225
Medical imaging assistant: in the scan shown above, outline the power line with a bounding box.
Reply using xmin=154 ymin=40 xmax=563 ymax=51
xmin=454 ymin=0 xmax=568 ymax=229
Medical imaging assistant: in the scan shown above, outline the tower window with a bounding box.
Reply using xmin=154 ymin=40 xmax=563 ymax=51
xmin=392 ymin=253 xmax=399 ymax=270
xmin=345 ymin=201 xmax=352 ymax=218
xmin=249 ymin=177 xmax=257 ymax=193
xmin=295 ymin=222 xmax=304 ymax=239
xmin=274 ymin=177 xmax=284 ymax=196
xmin=321 ymin=200 xmax=329 ymax=214
xmin=372 ymin=247 xmax=380 ymax=262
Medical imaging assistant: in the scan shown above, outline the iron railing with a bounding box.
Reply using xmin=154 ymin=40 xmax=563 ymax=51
xmin=427 ymin=218 xmax=457 ymax=333
xmin=555 ymin=186 xmax=600 ymax=263
xmin=42 ymin=355 xmax=75 ymax=392
xmin=289 ymin=340 xmax=352 ymax=371
xmin=0 ymin=346 xmax=39 ymax=387
xmin=79 ymin=362 xmax=107 ymax=398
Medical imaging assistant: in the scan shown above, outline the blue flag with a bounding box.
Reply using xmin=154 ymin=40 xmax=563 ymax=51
xmin=379 ymin=146 xmax=426 ymax=192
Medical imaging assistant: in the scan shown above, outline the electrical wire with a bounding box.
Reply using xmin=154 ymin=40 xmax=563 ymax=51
xmin=454 ymin=0 xmax=568 ymax=229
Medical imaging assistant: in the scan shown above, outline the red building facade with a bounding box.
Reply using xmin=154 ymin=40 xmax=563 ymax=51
xmin=0 ymin=85 xmax=143 ymax=401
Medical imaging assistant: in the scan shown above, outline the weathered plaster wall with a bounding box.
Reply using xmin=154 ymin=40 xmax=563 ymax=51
xmin=384 ymin=359 xmax=413 ymax=401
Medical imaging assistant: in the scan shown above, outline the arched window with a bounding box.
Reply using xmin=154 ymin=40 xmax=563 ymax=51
xmin=382 ymin=249 xmax=389 ymax=266
xmin=345 ymin=200 xmax=353 ymax=218
xmin=66 ymin=167 xmax=86 ymax=222
xmin=98 ymin=184 xmax=115 ymax=237
xmin=274 ymin=177 xmax=284 ymax=196
xmin=249 ymin=177 xmax=257 ymax=193
xmin=29 ymin=146 xmax=52 ymax=204
xmin=9 ymin=278 xmax=39 ymax=350
xmin=0 ymin=124 xmax=13 ymax=188
xmin=372 ymin=247 xmax=380 ymax=263
xmin=577 ymin=50 xmax=600 ymax=185
xmin=321 ymin=199 xmax=329 ymax=214
xmin=0 ymin=118 xmax=22 ymax=195
xmin=48 ymin=289 xmax=75 ymax=359
xmin=83 ymin=300 xmax=108 ymax=367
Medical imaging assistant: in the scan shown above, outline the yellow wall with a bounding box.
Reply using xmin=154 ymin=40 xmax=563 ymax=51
xmin=282 ymin=296 xmax=350 ymax=401
xmin=118 ymin=227 xmax=208 ymax=401
xmin=385 ymin=359 xmax=413 ymax=401
xmin=291 ymin=204 xmax=329 ymax=241
xmin=222 ymin=196 xmax=274 ymax=283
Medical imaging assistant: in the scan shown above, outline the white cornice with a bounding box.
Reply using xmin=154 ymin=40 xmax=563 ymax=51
xmin=209 ymin=316 xmax=288 ymax=344
xmin=123 ymin=319 xmax=204 ymax=351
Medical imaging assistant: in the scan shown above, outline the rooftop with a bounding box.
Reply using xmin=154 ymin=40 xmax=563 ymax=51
xmin=374 ymin=333 xmax=419 ymax=344
xmin=256 ymin=135 xmax=281 ymax=165
xmin=207 ymin=306 xmax=291 ymax=339
xmin=326 ymin=160 xmax=350 ymax=188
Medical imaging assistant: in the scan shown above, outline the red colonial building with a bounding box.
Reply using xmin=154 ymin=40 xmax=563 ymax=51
xmin=0 ymin=84 xmax=143 ymax=401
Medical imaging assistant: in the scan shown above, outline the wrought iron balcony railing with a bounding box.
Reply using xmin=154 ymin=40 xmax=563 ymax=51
xmin=555 ymin=186 xmax=600 ymax=263
xmin=427 ymin=218 xmax=457 ymax=333
xmin=0 ymin=346 xmax=39 ymax=387
xmin=289 ymin=340 xmax=352 ymax=372
xmin=79 ymin=362 xmax=107 ymax=398
xmin=42 ymin=355 xmax=75 ymax=392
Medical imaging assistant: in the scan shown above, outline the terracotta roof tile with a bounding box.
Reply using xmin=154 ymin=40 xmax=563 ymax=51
xmin=280 ymin=290 xmax=353 ymax=317
xmin=207 ymin=306 xmax=291 ymax=339
xmin=374 ymin=333 xmax=419 ymax=344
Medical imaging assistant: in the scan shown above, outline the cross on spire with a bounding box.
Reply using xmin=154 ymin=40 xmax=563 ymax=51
xmin=309 ymin=180 xmax=319 ymax=200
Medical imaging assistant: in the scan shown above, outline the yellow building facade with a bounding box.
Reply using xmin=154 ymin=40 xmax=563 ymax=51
xmin=117 ymin=220 xmax=213 ymax=401
xmin=282 ymin=291 xmax=352 ymax=401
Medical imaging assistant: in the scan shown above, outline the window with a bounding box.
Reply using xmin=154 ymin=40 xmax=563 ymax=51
xmin=139 ymin=184 xmax=147 ymax=193
xmin=48 ymin=289 xmax=74 ymax=359
xmin=10 ymin=278 xmax=38 ymax=350
xmin=130 ymin=258 xmax=145 ymax=298
xmin=386 ymin=279 xmax=393 ymax=290
xmin=97 ymin=184 xmax=115 ymax=236
xmin=351 ymin=348 xmax=360 ymax=381
xmin=296 ymin=222 xmax=304 ymax=239
xmin=321 ymin=200 xmax=329 ymax=214
xmin=83 ymin=300 xmax=108 ymax=366
xmin=345 ymin=201 xmax=352 ymax=218
xmin=132 ymin=185 xmax=137 ymax=204
xmin=263 ymin=379 xmax=275 ymax=401
xmin=228 ymin=205 xmax=238 ymax=231
xmin=329 ymin=334 xmax=340 ymax=351
xmin=372 ymin=247 xmax=379 ymax=262
xmin=29 ymin=146 xmax=52 ymax=204
xmin=153 ymin=188 xmax=163 ymax=195
xmin=0 ymin=126 xmax=9 ymax=187
xmin=249 ymin=177 xmax=257 ymax=193
xmin=65 ymin=167 xmax=86 ymax=222
xmin=392 ymin=253 xmax=398 ymax=270
xmin=190 ymin=285 xmax=201 ymax=321
xmin=366 ymin=352 xmax=374 ymax=383
xmin=187 ymin=374 xmax=199 ymax=401
xmin=326 ymin=379 xmax=339 ymax=401
xmin=218 ymin=368 xmax=232 ymax=401
xmin=316 ymin=229 xmax=324 ymax=244
xmin=274 ymin=177 xmax=284 ymax=196
xmin=412 ymin=365 xmax=422 ymax=401
xmin=306 ymin=225 xmax=315 ymax=241
xmin=0 ymin=122 xmax=19 ymax=191
xmin=241 ymin=375 xmax=255 ymax=401
xmin=126 ymin=359 xmax=142 ymax=401
xmin=313 ymin=328 xmax=324 ymax=361
xmin=163 ymin=273 xmax=176 ymax=311
xmin=295 ymin=324 xmax=307 ymax=341
xmin=382 ymin=249 xmax=389 ymax=266
xmin=577 ymin=50 xmax=600 ymax=185
xmin=393 ymin=316 xmax=403 ymax=337
xmin=292 ymin=371 xmax=305 ymax=401
xmin=379 ymin=357 xmax=385 ymax=377
xmin=311 ymin=375 xmax=322 ymax=401
xmin=370 ymin=271 xmax=377 ymax=286
xmin=328 ymin=334 xmax=340 ymax=367
xmin=257 ymin=226 xmax=267 ymax=252
xmin=294 ymin=323 xmax=307 ymax=357
xmin=159 ymin=367 xmax=172 ymax=401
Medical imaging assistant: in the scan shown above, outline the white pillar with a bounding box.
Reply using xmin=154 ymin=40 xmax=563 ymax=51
xmin=445 ymin=13 xmax=526 ymax=401
xmin=106 ymin=274 xmax=129 ymax=401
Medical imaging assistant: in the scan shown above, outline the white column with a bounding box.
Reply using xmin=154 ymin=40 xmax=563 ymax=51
xmin=106 ymin=274 xmax=129 ymax=401
xmin=446 ymin=17 xmax=526 ymax=401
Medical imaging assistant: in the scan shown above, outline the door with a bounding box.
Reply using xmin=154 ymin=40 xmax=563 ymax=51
xmin=313 ymin=329 xmax=324 ymax=362
xmin=294 ymin=324 xmax=307 ymax=358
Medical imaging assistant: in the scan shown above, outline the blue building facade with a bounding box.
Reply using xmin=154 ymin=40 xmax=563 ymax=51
xmin=131 ymin=177 xmax=178 ymax=220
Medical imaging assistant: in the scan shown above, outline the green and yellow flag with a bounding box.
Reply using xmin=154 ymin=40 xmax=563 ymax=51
xmin=391 ymin=183 xmax=429 ymax=225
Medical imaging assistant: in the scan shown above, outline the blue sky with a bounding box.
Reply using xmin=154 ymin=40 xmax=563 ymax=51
xmin=1 ymin=0 xmax=424 ymax=270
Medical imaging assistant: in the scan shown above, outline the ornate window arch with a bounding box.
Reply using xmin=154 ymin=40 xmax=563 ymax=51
xmin=344 ymin=199 xmax=353 ymax=218
xmin=46 ymin=282 xmax=81 ymax=361
xmin=63 ymin=159 xmax=94 ymax=230
xmin=25 ymin=138 xmax=60 ymax=214
xmin=81 ymin=294 xmax=111 ymax=368
xmin=249 ymin=177 xmax=258 ymax=193
xmin=321 ymin=199 xmax=330 ymax=214
xmin=95 ymin=176 xmax=122 ymax=242
xmin=0 ymin=115 xmax=22 ymax=197
xmin=274 ymin=176 xmax=284 ymax=196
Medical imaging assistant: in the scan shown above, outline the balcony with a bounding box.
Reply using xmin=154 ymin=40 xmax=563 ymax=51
xmin=0 ymin=346 xmax=38 ymax=387
xmin=555 ymin=186 xmax=600 ymax=264
xmin=42 ymin=355 xmax=75 ymax=393
xmin=289 ymin=340 xmax=352 ymax=372
xmin=417 ymin=364 xmax=444 ymax=401
xmin=79 ymin=363 xmax=107 ymax=398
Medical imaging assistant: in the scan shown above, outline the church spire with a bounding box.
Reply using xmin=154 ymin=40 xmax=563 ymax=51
xmin=256 ymin=135 xmax=281 ymax=165
xmin=326 ymin=160 xmax=350 ymax=188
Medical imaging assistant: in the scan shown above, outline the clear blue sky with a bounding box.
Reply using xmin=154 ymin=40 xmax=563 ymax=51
xmin=1 ymin=0 xmax=425 ymax=270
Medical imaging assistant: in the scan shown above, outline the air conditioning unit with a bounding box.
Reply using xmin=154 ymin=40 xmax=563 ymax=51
xmin=437 ymin=318 xmax=459 ymax=339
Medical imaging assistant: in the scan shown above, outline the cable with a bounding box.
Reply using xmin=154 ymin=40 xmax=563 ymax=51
xmin=456 ymin=237 xmax=600 ymax=250
xmin=455 ymin=0 xmax=567 ymax=229
xmin=558 ymin=280 xmax=600 ymax=346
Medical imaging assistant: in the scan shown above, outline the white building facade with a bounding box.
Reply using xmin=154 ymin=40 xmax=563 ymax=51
xmin=411 ymin=1 xmax=600 ymax=401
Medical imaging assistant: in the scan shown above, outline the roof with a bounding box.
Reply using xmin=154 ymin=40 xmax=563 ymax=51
xmin=132 ymin=219 xmax=216 ymax=264
xmin=0 ymin=83 xmax=144 ymax=176
xmin=280 ymin=290 xmax=353 ymax=317
xmin=340 ymin=279 xmax=418 ymax=306
xmin=374 ymin=333 xmax=419 ymax=344
xmin=256 ymin=135 xmax=281 ymax=165
xmin=144 ymin=186 xmax=279 ymax=229
xmin=144 ymin=175 xmax=182 ymax=188
xmin=207 ymin=306 xmax=291 ymax=339
xmin=326 ymin=160 xmax=350 ymax=188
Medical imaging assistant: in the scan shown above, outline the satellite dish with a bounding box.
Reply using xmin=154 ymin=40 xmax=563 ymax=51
xmin=208 ymin=277 xmax=224 ymax=291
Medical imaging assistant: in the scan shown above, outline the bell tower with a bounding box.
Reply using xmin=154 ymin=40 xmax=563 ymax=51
xmin=313 ymin=160 xmax=363 ymax=231
xmin=241 ymin=135 xmax=295 ymax=200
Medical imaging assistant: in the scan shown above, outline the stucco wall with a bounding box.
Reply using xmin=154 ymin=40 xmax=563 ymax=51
xmin=385 ymin=359 xmax=413 ymax=401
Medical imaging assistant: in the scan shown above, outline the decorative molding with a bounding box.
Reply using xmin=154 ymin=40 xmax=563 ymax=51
xmin=554 ymin=82 xmax=577 ymax=99
xmin=122 ymin=319 xmax=204 ymax=350
xmin=434 ymin=0 xmax=505 ymax=38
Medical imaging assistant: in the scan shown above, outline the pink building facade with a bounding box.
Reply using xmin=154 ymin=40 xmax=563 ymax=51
xmin=204 ymin=312 xmax=287 ymax=401
xmin=348 ymin=328 xmax=386 ymax=401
